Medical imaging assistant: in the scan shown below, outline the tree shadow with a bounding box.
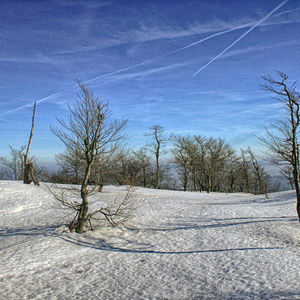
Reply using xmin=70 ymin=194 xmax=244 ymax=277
xmin=127 ymin=215 xmax=298 ymax=232
xmin=55 ymin=230 xmax=285 ymax=255
xmin=1 ymin=214 xmax=297 ymax=254
xmin=0 ymin=225 xmax=63 ymax=237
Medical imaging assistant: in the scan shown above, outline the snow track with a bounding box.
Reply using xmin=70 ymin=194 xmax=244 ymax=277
xmin=0 ymin=181 xmax=300 ymax=299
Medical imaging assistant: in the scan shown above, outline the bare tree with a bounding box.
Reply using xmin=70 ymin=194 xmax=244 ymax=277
xmin=24 ymin=102 xmax=40 ymax=186
xmin=0 ymin=145 xmax=26 ymax=180
xmin=258 ymin=71 xmax=300 ymax=221
xmin=280 ymin=165 xmax=294 ymax=189
xmin=145 ymin=125 xmax=169 ymax=189
xmin=172 ymin=135 xmax=191 ymax=191
xmin=0 ymin=167 xmax=9 ymax=180
xmin=55 ymin=141 xmax=84 ymax=184
xmin=238 ymin=149 xmax=252 ymax=193
xmin=171 ymin=135 xmax=240 ymax=193
xmin=49 ymin=183 xmax=137 ymax=229
xmin=244 ymin=146 xmax=269 ymax=195
xmin=133 ymin=148 xmax=153 ymax=188
xmin=50 ymin=80 xmax=128 ymax=233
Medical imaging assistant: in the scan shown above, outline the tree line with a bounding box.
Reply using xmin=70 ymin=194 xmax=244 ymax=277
xmin=1 ymin=125 xmax=276 ymax=195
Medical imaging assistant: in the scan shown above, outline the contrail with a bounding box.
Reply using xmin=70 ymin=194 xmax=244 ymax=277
xmin=85 ymin=4 xmax=294 ymax=84
xmin=192 ymin=0 xmax=290 ymax=77
xmin=1 ymin=91 xmax=63 ymax=116
xmin=0 ymin=1 xmax=292 ymax=117
xmin=85 ymin=24 xmax=257 ymax=84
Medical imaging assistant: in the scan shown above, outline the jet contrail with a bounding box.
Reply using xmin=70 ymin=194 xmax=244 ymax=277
xmin=1 ymin=91 xmax=63 ymax=116
xmin=192 ymin=0 xmax=290 ymax=77
xmin=85 ymin=24 xmax=257 ymax=84
xmin=1 ymin=1 xmax=291 ymax=117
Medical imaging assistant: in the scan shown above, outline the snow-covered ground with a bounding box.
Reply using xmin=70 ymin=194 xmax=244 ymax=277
xmin=1 ymin=180 xmax=300 ymax=299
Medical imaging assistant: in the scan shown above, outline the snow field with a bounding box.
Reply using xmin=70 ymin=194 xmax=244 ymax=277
xmin=0 ymin=181 xmax=300 ymax=299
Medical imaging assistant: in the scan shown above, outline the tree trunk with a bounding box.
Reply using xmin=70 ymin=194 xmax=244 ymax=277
xmin=77 ymin=189 xmax=89 ymax=233
xmin=142 ymin=167 xmax=147 ymax=188
xmin=293 ymin=170 xmax=300 ymax=221
xmin=24 ymin=163 xmax=31 ymax=184
xmin=183 ymin=173 xmax=188 ymax=192
xmin=24 ymin=162 xmax=40 ymax=186
xmin=155 ymin=152 xmax=160 ymax=189
xmin=98 ymin=183 xmax=104 ymax=192
xmin=293 ymin=152 xmax=300 ymax=221
xmin=71 ymin=161 xmax=93 ymax=233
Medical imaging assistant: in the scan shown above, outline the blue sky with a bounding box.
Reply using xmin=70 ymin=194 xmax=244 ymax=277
xmin=1 ymin=0 xmax=300 ymax=164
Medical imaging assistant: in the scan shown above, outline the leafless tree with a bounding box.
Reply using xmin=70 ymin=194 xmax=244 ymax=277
xmin=0 ymin=145 xmax=26 ymax=180
xmin=91 ymin=151 xmax=117 ymax=191
xmin=133 ymin=148 xmax=153 ymax=188
xmin=0 ymin=166 xmax=10 ymax=180
xmin=279 ymin=165 xmax=294 ymax=189
xmin=50 ymin=80 xmax=128 ymax=233
xmin=107 ymin=148 xmax=137 ymax=185
xmin=145 ymin=125 xmax=169 ymax=189
xmin=204 ymin=138 xmax=236 ymax=192
xmin=172 ymin=135 xmax=192 ymax=191
xmin=171 ymin=134 xmax=273 ymax=194
xmin=48 ymin=183 xmax=137 ymax=229
xmin=258 ymin=71 xmax=300 ymax=220
xmin=171 ymin=135 xmax=239 ymax=193
xmin=55 ymin=141 xmax=84 ymax=184
xmin=237 ymin=149 xmax=252 ymax=193
xmin=244 ymin=146 xmax=269 ymax=195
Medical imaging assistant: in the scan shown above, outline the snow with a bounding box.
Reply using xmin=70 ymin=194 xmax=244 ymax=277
xmin=1 ymin=180 xmax=300 ymax=299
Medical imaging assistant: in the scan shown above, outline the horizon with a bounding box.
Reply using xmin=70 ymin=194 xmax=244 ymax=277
xmin=1 ymin=0 xmax=300 ymax=164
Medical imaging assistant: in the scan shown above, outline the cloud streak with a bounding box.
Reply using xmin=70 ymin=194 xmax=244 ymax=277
xmin=192 ymin=0 xmax=290 ymax=76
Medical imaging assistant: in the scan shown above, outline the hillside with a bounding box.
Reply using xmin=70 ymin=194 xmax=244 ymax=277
xmin=1 ymin=181 xmax=300 ymax=299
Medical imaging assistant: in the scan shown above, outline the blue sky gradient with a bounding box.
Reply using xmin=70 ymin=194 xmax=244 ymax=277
xmin=1 ymin=0 xmax=300 ymax=163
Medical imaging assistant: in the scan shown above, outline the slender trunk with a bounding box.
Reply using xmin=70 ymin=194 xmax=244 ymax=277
xmin=291 ymin=100 xmax=300 ymax=220
xmin=14 ymin=159 xmax=18 ymax=180
xmin=143 ymin=167 xmax=147 ymax=188
xmin=193 ymin=169 xmax=197 ymax=191
xmin=183 ymin=169 xmax=188 ymax=192
xmin=155 ymin=151 xmax=160 ymax=189
xmin=293 ymin=167 xmax=300 ymax=221
xmin=293 ymin=145 xmax=300 ymax=221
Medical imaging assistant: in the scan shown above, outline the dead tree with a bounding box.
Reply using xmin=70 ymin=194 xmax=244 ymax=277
xmin=24 ymin=101 xmax=40 ymax=185
xmin=258 ymin=71 xmax=300 ymax=221
xmin=50 ymin=80 xmax=127 ymax=233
